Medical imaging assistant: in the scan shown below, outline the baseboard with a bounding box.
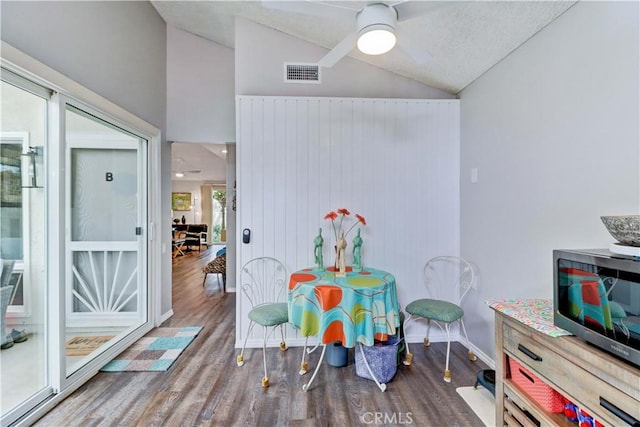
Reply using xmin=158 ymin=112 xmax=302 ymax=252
xmin=244 ymin=334 xmax=496 ymax=369
xmin=467 ymin=341 xmax=494 ymax=369
xmin=235 ymin=329 xmax=495 ymax=370
xmin=405 ymin=331 xmax=494 ymax=368
xmin=404 ymin=330 xmax=450 ymax=344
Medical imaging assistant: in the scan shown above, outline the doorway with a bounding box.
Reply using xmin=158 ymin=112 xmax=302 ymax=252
xmin=171 ymin=142 xmax=227 ymax=244
xmin=170 ymin=142 xmax=235 ymax=292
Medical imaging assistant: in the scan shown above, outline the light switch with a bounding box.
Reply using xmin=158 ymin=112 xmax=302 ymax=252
xmin=471 ymin=168 xmax=478 ymax=183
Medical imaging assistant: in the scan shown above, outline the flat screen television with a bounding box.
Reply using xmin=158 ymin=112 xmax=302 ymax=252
xmin=553 ymin=249 xmax=640 ymax=368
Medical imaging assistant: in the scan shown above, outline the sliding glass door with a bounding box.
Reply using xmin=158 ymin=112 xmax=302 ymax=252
xmin=64 ymin=105 xmax=148 ymax=376
xmin=0 ymin=68 xmax=156 ymax=426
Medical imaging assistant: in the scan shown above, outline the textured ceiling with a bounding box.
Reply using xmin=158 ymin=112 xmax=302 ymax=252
xmin=151 ymin=0 xmax=576 ymax=94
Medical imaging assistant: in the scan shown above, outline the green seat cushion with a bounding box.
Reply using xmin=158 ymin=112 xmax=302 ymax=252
xmin=406 ymin=299 xmax=463 ymax=323
xmin=249 ymin=303 xmax=288 ymax=326
xmin=609 ymin=301 xmax=626 ymax=319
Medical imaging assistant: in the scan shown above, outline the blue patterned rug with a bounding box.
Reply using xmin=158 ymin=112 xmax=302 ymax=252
xmin=100 ymin=326 xmax=203 ymax=372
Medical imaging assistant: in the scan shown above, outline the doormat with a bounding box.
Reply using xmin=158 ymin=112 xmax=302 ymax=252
xmin=456 ymin=386 xmax=495 ymax=427
xmin=100 ymin=326 xmax=203 ymax=372
xmin=66 ymin=335 xmax=115 ymax=356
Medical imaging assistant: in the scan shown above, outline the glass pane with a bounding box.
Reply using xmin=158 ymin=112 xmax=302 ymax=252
xmin=70 ymin=148 xmax=137 ymax=241
xmin=0 ymin=79 xmax=49 ymax=416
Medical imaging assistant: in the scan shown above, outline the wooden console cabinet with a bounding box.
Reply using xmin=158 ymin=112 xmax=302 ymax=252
xmin=495 ymin=311 xmax=640 ymax=426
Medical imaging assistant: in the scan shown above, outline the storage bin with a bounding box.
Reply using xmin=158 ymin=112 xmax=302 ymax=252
xmin=326 ymin=341 xmax=348 ymax=367
xmin=509 ymin=357 xmax=564 ymax=413
xmin=355 ymin=336 xmax=399 ymax=384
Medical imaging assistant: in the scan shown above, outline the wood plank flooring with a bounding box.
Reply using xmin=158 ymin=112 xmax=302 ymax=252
xmin=35 ymin=247 xmax=490 ymax=426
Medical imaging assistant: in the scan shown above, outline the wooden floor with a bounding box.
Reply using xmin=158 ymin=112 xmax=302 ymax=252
xmin=35 ymin=247 xmax=490 ymax=426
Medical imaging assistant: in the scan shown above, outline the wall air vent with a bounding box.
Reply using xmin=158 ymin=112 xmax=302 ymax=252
xmin=284 ymin=63 xmax=321 ymax=84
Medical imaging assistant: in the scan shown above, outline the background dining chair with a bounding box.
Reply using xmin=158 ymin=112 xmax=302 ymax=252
xmin=403 ymin=256 xmax=477 ymax=382
xmin=236 ymin=256 xmax=289 ymax=388
xmin=184 ymin=224 xmax=206 ymax=252
xmin=172 ymin=230 xmax=187 ymax=258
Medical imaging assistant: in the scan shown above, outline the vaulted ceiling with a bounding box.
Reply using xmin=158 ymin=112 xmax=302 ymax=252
xmin=160 ymin=1 xmax=577 ymax=182
xmin=151 ymin=0 xmax=576 ymax=94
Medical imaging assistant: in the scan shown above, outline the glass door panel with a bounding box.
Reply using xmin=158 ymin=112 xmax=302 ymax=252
xmin=0 ymin=78 xmax=50 ymax=423
xmin=65 ymin=106 xmax=147 ymax=376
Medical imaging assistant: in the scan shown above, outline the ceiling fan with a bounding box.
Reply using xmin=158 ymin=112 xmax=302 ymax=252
xmin=173 ymin=170 xmax=201 ymax=178
xmin=262 ymin=1 xmax=447 ymax=68
xmin=173 ymin=156 xmax=201 ymax=177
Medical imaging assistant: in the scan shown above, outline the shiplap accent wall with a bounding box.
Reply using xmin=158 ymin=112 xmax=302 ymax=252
xmin=236 ymin=96 xmax=460 ymax=348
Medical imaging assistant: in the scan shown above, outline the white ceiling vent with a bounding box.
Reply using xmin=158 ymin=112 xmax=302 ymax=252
xmin=284 ymin=63 xmax=321 ymax=84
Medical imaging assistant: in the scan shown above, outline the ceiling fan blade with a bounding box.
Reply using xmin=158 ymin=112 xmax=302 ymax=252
xmin=260 ymin=0 xmax=357 ymax=20
xmin=392 ymin=0 xmax=454 ymax=22
xmin=317 ymin=31 xmax=358 ymax=68
xmin=395 ymin=26 xmax=433 ymax=65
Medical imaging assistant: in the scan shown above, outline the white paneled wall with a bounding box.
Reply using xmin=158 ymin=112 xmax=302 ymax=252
xmin=236 ymin=96 xmax=460 ymax=348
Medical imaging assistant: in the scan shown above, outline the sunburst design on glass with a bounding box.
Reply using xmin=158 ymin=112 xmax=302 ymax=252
xmin=71 ymin=250 xmax=138 ymax=313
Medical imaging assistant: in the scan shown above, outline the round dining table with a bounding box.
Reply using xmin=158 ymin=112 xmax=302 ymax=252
xmin=288 ymin=266 xmax=400 ymax=391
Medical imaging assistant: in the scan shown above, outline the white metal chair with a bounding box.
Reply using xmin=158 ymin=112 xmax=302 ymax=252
xmin=403 ymin=256 xmax=477 ymax=382
xmin=236 ymin=257 xmax=289 ymax=388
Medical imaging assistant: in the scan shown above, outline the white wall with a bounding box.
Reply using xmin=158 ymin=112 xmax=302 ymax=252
xmin=459 ymin=1 xmax=640 ymax=362
xmin=167 ymin=26 xmax=235 ymax=143
xmin=235 ymin=18 xmax=455 ymax=99
xmin=236 ymin=96 xmax=461 ymax=348
xmin=1 ymin=1 xmax=166 ymax=126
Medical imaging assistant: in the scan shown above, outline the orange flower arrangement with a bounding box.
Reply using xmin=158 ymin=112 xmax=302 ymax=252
xmin=324 ymin=208 xmax=366 ymax=240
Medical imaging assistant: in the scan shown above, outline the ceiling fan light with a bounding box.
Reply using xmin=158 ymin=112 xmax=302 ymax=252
xmin=357 ymin=25 xmax=396 ymax=55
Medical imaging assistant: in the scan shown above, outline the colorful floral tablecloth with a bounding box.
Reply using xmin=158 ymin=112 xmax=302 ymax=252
xmin=288 ymin=267 xmax=400 ymax=347
xmin=485 ymin=298 xmax=572 ymax=337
